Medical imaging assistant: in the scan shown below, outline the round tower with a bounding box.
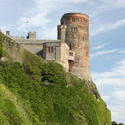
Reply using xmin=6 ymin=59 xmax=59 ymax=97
xmin=58 ymin=13 xmax=91 ymax=81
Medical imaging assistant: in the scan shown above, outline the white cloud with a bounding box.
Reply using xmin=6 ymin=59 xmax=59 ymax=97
xmin=92 ymin=60 xmax=125 ymax=122
xmin=105 ymin=0 xmax=125 ymax=8
xmin=118 ymin=50 xmax=125 ymax=54
xmin=92 ymin=44 xmax=105 ymax=51
xmin=91 ymin=43 xmax=109 ymax=51
xmin=90 ymin=0 xmax=125 ymax=17
xmin=0 ymin=25 xmax=13 ymax=32
xmin=18 ymin=0 xmax=88 ymax=28
xmin=90 ymin=49 xmax=118 ymax=58
xmin=93 ymin=60 xmax=125 ymax=86
xmin=91 ymin=19 xmax=125 ymax=36
xmin=35 ymin=0 xmax=88 ymax=4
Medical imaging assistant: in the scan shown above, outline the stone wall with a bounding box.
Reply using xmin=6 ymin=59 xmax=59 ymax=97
xmin=4 ymin=13 xmax=92 ymax=81
xmin=43 ymin=42 xmax=70 ymax=72
xmin=15 ymin=39 xmax=60 ymax=55
xmin=59 ymin=13 xmax=92 ymax=81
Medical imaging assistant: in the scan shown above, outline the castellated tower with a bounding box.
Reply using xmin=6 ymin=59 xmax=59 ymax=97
xmin=10 ymin=12 xmax=91 ymax=81
xmin=58 ymin=13 xmax=92 ymax=81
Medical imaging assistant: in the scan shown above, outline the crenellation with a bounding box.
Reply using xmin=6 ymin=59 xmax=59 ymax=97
xmin=7 ymin=12 xmax=92 ymax=81
xmin=27 ymin=32 xmax=36 ymax=40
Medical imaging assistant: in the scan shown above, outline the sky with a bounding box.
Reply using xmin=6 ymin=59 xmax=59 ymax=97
xmin=0 ymin=0 xmax=125 ymax=123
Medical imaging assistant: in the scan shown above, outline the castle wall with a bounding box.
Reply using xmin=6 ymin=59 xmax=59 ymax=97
xmin=60 ymin=13 xmax=92 ymax=81
xmin=5 ymin=13 xmax=92 ymax=81
xmin=60 ymin=43 xmax=69 ymax=71
xmin=15 ymin=39 xmax=60 ymax=55
xmin=43 ymin=42 xmax=70 ymax=71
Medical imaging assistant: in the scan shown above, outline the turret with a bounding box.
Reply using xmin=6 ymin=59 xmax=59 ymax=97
xmin=27 ymin=32 xmax=36 ymax=40
xmin=58 ymin=13 xmax=91 ymax=81
xmin=6 ymin=31 xmax=10 ymax=36
xmin=57 ymin=25 xmax=67 ymax=42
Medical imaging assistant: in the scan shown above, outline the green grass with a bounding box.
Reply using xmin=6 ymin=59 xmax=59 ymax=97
xmin=0 ymin=32 xmax=111 ymax=125
xmin=0 ymin=59 xmax=111 ymax=125
xmin=0 ymin=31 xmax=3 ymax=58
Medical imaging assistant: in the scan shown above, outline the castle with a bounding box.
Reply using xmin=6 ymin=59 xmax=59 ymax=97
xmin=7 ymin=13 xmax=92 ymax=81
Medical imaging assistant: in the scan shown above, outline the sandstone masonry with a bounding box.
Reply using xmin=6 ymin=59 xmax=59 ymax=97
xmin=7 ymin=13 xmax=92 ymax=81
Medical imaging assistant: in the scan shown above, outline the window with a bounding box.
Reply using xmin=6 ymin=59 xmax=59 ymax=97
xmin=51 ymin=47 xmax=53 ymax=53
xmin=83 ymin=18 xmax=87 ymax=23
xmin=47 ymin=47 xmax=53 ymax=53
xmin=72 ymin=27 xmax=77 ymax=32
xmin=69 ymin=52 xmax=73 ymax=56
xmin=72 ymin=18 xmax=79 ymax=22
xmin=82 ymin=37 xmax=84 ymax=41
xmin=76 ymin=18 xmax=79 ymax=22
xmin=72 ymin=18 xmax=75 ymax=22
xmin=69 ymin=43 xmax=72 ymax=50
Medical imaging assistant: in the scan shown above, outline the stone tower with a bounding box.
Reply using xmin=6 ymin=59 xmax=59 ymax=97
xmin=58 ymin=13 xmax=91 ymax=81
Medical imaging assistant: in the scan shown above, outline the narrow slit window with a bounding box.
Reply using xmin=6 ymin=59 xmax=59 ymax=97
xmin=48 ymin=47 xmax=51 ymax=53
xmin=76 ymin=18 xmax=79 ymax=22
xmin=72 ymin=27 xmax=77 ymax=32
xmin=51 ymin=47 xmax=53 ymax=53
xmin=83 ymin=37 xmax=84 ymax=41
xmin=72 ymin=18 xmax=75 ymax=22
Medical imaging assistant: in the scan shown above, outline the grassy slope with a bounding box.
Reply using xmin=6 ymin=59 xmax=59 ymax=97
xmin=0 ymin=32 xmax=111 ymax=125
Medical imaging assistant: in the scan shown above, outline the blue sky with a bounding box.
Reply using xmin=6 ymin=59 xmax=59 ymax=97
xmin=0 ymin=0 xmax=125 ymax=123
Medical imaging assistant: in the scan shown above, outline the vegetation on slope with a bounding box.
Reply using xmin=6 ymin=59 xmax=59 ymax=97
xmin=0 ymin=32 xmax=3 ymax=58
xmin=112 ymin=121 xmax=124 ymax=125
xmin=0 ymin=32 xmax=111 ymax=125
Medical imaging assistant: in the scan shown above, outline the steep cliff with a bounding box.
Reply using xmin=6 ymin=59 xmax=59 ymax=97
xmin=0 ymin=32 xmax=111 ymax=125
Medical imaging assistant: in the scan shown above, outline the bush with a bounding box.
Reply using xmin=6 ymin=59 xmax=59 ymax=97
xmin=0 ymin=32 xmax=3 ymax=58
xmin=0 ymin=60 xmax=111 ymax=125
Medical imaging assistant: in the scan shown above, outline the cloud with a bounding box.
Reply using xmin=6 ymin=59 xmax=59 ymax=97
xmin=0 ymin=24 xmax=15 ymax=33
xmin=1 ymin=0 xmax=125 ymax=38
xmin=92 ymin=44 xmax=105 ymax=51
xmin=104 ymin=0 xmax=125 ymax=8
xmin=93 ymin=60 xmax=125 ymax=86
xmin=118 ymin=50 xmax=125 ymax=54
xmin=90 ymin=49 xmax=118 ymax=58
xmin=17 ymin=0 xmax=90 ymax=38
xmin=35 ymin=0 xmax=88 ymax=4
xmin=92 ymin=60 xmax=125 ymax=122
xmin=108 ymin=89 xmax=125 ymax=123
xmin=91 ymin=19 xmax=125 ymax=36
xmin=91 ymin=43 xmax=109 ymax=51
xmin=90 ymin=0 xmax=125 ymax=17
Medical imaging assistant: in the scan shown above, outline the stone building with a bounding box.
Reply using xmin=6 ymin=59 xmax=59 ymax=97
xmin=8 ymin=13 xmax=92 ymax=81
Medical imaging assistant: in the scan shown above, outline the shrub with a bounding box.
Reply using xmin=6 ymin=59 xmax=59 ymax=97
xmin=0 ymin=32 xmax=3 ymax=58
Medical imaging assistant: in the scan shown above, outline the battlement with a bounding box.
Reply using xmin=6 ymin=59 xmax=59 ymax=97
xmin=61 ymin=13 xmax=89 ymax=25
xmin=4 ymin=12 xmax=92 ymax=81
xmin=27 ymin=32 xmax=36 ymax=40
xmin=63 ymin=13 xmax=89 ymax=17
xmin=6 ymin=31 xmax=37 ymax=40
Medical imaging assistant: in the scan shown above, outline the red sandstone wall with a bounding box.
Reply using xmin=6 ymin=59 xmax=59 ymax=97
xmin=58 ymin=13 xmax=91 ymax=81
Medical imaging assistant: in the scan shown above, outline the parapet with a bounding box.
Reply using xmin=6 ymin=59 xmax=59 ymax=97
xmin=27 ymin=32 xmax=36 ymax=40
xmin=61 ymin=13 xmax=89 ymax=25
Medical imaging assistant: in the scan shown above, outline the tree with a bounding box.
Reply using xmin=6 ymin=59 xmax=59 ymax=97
xmin=112 ymin=121 xmax=124 ymax=125
xmin=112 ymin=121 xmax=118 ymax=125
xmin=118 ymin=123 xmax=124 ymax=125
